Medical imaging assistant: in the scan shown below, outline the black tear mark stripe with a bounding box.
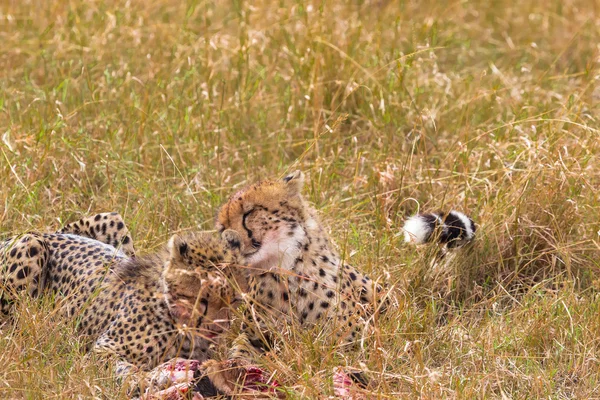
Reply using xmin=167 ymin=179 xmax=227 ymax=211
xmin=242 ymin=205 xmax=270 ymax=240
xmin=242 ymin=210 xmax=255 ymax=238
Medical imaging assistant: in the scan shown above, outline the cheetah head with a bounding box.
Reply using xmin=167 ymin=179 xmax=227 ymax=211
xmin=216 ymin=170 xmax=313 ymax=271
xmin=161 ymin=231 xmax=247 ymax=339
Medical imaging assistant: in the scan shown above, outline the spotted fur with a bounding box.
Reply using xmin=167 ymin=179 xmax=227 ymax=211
xmin=216 ymin=171 xmax=388 ymax=363
xmin=0 ymin=213 xmax=246 ymax=372
xmin=58 ymin=211 xmax=136 ymax=256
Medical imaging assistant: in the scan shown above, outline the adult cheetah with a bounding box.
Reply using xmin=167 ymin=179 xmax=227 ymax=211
xmin=0 ymin=212 xmax=251 ymax=396
xmin=215 ymin=171 xmax=388 ymax=366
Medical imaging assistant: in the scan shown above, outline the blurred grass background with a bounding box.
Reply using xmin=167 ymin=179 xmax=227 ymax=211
xmin=1 ymin=0 xmax=600 ymax=397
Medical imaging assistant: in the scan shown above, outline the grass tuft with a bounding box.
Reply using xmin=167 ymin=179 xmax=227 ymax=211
xmin=1 ymin=0 xmax=600 ymax=397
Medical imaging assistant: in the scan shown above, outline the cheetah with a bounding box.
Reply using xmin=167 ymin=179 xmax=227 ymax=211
xmin=215 ymin=171 xmax=388 ymax=367
xmin=212 ymin=172 xmax=477 ymax=394
xmin=0 ymin=212 xmax=135 ymax=314
xmin=0 ymin=212 xmax=250 ymax=395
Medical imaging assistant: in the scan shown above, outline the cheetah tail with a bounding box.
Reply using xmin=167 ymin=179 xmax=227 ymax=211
xmin=402 ymin=210 xmax=476 ymax=248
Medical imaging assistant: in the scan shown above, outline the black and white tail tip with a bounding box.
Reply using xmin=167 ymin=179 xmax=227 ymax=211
xmin=403 ymin=210 xmax=476 ymax=248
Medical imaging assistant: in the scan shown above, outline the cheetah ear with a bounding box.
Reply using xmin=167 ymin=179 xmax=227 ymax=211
xmin=282 ymin=170 xmax=305 ymax=196
xmin=221 ymin=229 xmax=242 ymax=251
xmin=168 ymin=234 xmax=189 ymax=263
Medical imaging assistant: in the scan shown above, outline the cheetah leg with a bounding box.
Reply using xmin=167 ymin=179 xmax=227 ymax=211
xmin=227 ymin=331 xmax=263 ymax=362
xmin=0 ymin=233 xmax=49 ymax=314
xmin=93 ymin=335 xmax=141 ymax=388
xmin=58 ymin=212 xmax=135 ymax=257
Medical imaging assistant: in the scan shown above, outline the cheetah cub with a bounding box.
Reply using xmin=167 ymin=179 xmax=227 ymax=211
xmin=216 ymin=170 xmax=388 ymax=362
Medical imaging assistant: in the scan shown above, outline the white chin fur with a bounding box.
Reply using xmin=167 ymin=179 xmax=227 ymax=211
xmin=403 ymin=215 xmax=437 ymax=244
xmin=247 ymin=227 xmax=304 ymax=271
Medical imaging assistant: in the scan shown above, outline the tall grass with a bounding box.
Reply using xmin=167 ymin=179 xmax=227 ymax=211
xmin=1 ymin=0 xmax=599 ymax=397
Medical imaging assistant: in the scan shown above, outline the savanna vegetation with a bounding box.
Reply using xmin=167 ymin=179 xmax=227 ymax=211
xmin=1 ymin=0 xmax=599 ymax=398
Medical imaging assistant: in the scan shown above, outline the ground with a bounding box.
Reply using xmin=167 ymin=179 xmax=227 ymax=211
xmin=1 ymin=0 xmax=600 ymax=398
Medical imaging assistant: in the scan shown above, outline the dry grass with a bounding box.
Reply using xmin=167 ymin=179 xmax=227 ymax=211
xmin=1 ymin=0 xmax=600 ymax=398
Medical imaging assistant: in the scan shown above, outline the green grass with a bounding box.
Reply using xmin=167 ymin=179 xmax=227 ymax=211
xmin=1 ymin=0 xmax=600 ymax=397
